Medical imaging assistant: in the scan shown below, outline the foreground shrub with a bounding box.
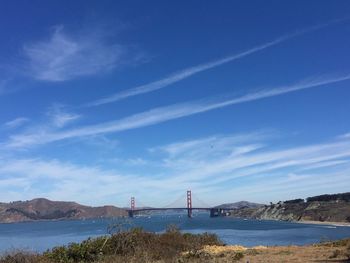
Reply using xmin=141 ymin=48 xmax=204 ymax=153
xmin=41 ymin=227 xmax=222 ymax=262
xmin=0 ymin=252 xmax=46 ymax=263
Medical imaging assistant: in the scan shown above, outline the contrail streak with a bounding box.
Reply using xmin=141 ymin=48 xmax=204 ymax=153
xmin=86 ymin=18 xmax=348 ymax=107
xmin=7 ymin=72 xmax=350 ymax=148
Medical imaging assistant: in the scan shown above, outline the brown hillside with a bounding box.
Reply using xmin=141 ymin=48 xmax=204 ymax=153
xmin=0 ymin=198 xmax=127 ymax=223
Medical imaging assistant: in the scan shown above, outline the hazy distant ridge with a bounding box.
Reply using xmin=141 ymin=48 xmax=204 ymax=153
xmin=0 ymin=198 xmax=127 ymax=223
xmin=215 ymin=201 xmax=264 ymax=209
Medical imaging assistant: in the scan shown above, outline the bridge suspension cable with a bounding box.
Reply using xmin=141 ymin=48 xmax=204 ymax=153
xmin=191 ymin=192 xmax=212 ymax=208
xmin=162 ymin=193 xmax=186 ymax=208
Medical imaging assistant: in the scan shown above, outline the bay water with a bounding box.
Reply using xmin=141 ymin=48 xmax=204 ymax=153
xmin=1 ymin=212 xmax=350 ymax=253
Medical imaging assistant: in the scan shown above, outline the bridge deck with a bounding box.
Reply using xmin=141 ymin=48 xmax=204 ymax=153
xmin=127 ymin=207 xmax=230 ymax=212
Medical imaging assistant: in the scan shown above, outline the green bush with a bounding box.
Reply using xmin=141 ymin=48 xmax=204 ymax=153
xmin=39 ymin=227 xmax=222 ymax=263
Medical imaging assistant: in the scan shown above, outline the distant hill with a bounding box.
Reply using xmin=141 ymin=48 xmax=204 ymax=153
xmin=229 ymin=192 xmax=350 ymax=224
xmin=215 ymin=201 xmax=264 ymax=209
xmin=0 ymin=198 xmax=127 ymax=223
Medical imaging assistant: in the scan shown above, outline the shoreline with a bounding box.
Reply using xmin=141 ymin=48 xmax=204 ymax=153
xmin=230 ymin=216 xmax=350 ymax=227
xmin=1 ymin=217 xmax=350 ymax=227
xmin=296 ymin=220 xmax=350 ymax=227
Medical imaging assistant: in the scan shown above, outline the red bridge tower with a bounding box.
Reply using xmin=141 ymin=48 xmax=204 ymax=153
xmin=131 ymin=196 xmax=135 ymax=210
xmin=187 ymin=190 xmax=192 ymax=218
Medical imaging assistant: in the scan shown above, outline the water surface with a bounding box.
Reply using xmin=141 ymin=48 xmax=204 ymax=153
xmin=1 ymin=212 xmax=349 ymax=253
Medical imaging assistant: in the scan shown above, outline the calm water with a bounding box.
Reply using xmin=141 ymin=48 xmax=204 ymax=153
xmin=1 ymin=212 xmax=350 ymax=253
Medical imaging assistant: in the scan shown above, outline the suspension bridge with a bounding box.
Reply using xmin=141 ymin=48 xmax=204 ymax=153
xmin=126 ymin=190 xmax=230 ymax=218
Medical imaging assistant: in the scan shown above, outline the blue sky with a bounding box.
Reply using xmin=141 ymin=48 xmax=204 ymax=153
xmin=1 ymin=1 xmax=350 ymax=207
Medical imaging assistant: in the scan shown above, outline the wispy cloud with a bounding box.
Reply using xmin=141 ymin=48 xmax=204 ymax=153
xmin=0 ymin=158 xmax=134 ymax=204
xmin=160 ymin=138 xmax=350 ymax=185
xmin=150 ymin=132 xmax=268 ymax=160
xmin=1 ymin=133 xmax=350 ymax=205
xmin=87 ymin=19 xmax=347 ymax=106
xmin=3 ymin=117 xmax=30 ymax=129
xmin=148 ymin=134 xmax=350 ymax=204
xmin=0 ymin=105 xmax=81 ymax=149
xmin=46 ymin=104 xmax=81 ymax=128
xmin=339 ymin=132 xmax=350 ymax=139
xmin=22 ymin=26 xmax=126 ymax=81
xmin=5 ymin=72 xmax=350 ymax=148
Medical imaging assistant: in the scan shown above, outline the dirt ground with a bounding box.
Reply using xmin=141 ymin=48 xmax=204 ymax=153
xmin=181 ymin=239 xmax=350 ymax=263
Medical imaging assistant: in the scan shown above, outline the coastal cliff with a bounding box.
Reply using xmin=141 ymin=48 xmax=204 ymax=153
xmin=0 ymin=198 xmax=127 ymax=223
xmin=230 ymin=192 xmax=350 ymax=223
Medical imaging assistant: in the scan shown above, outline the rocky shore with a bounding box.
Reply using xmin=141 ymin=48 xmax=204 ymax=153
xmin=229 ymin=192 xmax=350 ymax=224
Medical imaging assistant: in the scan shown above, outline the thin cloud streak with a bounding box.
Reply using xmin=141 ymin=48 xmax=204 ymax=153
xmin=2 ymin=134 xmax=350 ymax=205
xmin=3 ymin=117 xmax=30 ymax=129
xmin=5 ymin=72 xmax=350 ymax=148
xmin=87 ymin=18 xmax=347 ymax=107
xmin=147 ymin=134 xmax=350 ymax=203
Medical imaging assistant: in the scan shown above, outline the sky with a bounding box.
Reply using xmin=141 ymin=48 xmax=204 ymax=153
xmin=0 ymin=0 xmax=350 ymax=207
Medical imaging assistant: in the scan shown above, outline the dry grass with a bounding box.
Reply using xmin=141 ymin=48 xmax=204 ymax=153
xmin=177 ymin=238 xmax=350 ymax=263
xmin=191 ymin=239 xmax=350 ymax=263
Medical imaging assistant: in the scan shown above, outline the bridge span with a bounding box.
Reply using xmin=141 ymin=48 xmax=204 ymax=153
xmin=126 ymin=190 xmax=231 ymax=218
